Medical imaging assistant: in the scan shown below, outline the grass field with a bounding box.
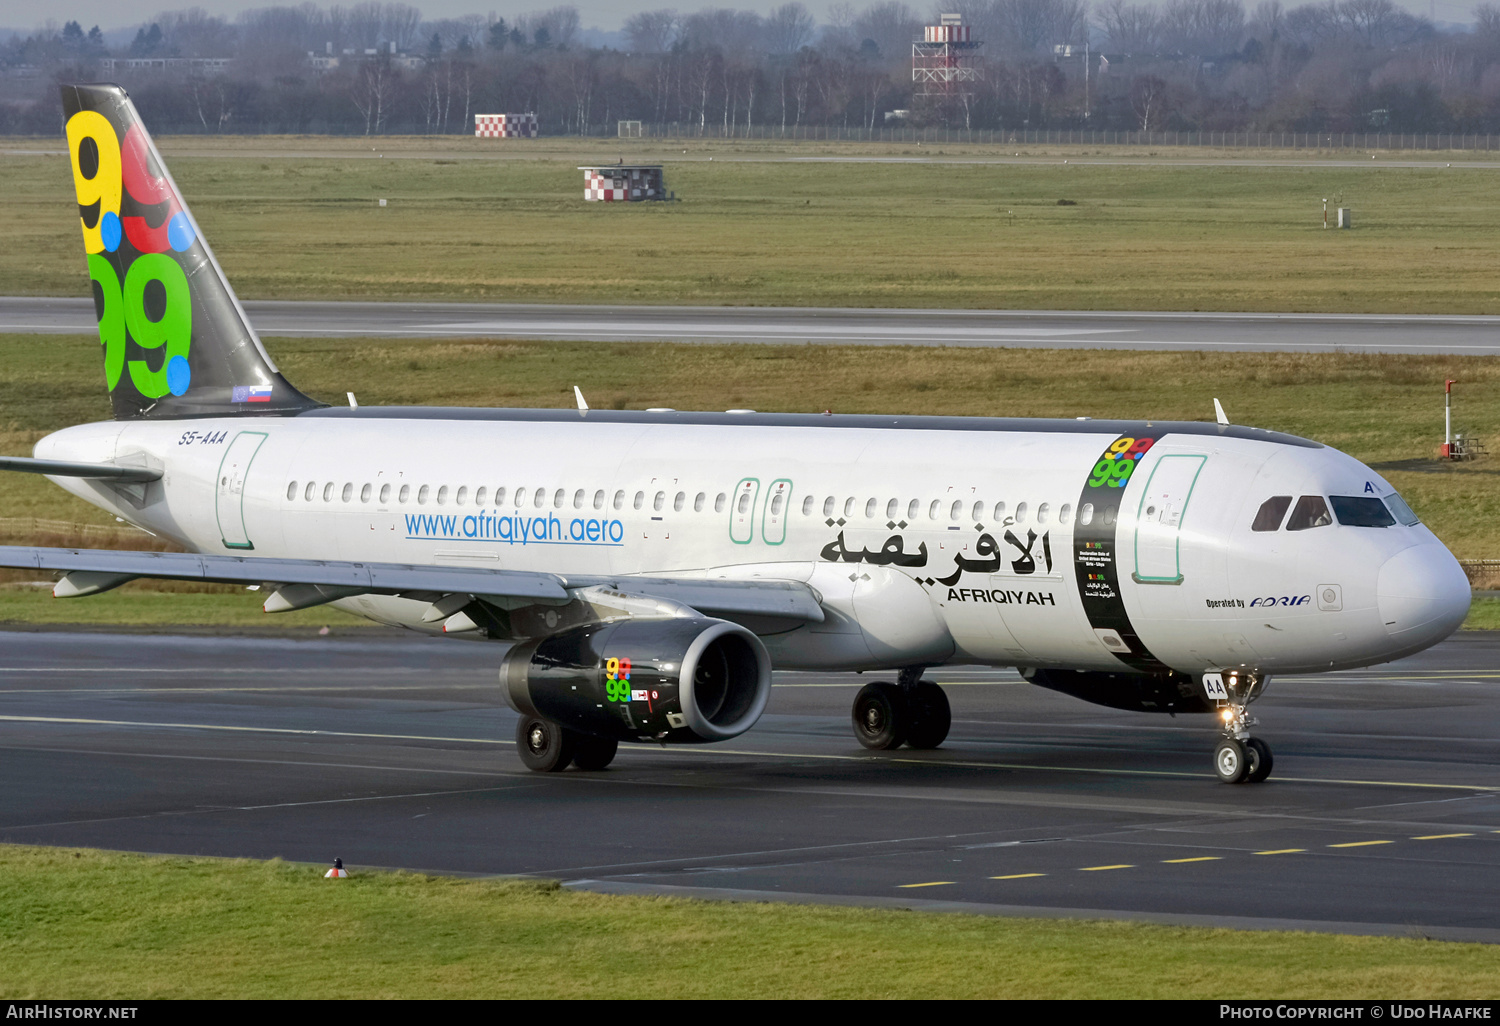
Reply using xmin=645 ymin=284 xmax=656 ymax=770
xmin=2 ymin=843 xmax=1497 ymax=999
xmin=5 ymin=135 xmax=1500 ymax=312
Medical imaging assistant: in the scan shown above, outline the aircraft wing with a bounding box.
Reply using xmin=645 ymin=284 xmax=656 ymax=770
xmin=0 ymin=546 xmax=824 ymax=624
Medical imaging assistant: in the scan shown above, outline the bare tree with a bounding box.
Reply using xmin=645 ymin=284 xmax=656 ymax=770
xmin=383 ymin=3 xmax=424 ymax=51
xmin=1100 ymin=0 xmax=1163 ymax=51
xmin=625 ymin=8 xmax=679 ymax=51
xmin=1130 ymin=72 xmax=1168 ymax=129
xmin=851 ymin=2 xmax=922 ymax=59
xmin=764 ymin=2 xmax=816 ymax=53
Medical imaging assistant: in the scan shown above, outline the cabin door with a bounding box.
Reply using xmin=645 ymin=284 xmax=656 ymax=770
xmin=216 ymin=431 xmax=268 ymax=550
xmin=1132 ymin=453 xmax=1206 ymax=584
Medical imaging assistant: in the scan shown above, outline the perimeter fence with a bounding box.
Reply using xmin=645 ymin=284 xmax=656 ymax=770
xmin=594 ymin=122 xmax=1500 ymax=150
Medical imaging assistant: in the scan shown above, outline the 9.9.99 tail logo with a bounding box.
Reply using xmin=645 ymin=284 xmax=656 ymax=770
xmin=66 ymin=109 xmax=196 ymax=398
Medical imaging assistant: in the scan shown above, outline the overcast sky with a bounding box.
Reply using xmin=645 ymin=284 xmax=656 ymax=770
xmin=0 ymin=0 xmax=1477 ymax=35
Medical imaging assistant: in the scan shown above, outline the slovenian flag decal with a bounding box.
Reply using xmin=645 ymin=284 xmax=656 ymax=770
xmin=232 ymin=385 xmax=273 ymax=403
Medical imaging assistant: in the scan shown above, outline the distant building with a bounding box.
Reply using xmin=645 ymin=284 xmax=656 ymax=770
xmin=99 ymin=57 xmax=232 ymax=75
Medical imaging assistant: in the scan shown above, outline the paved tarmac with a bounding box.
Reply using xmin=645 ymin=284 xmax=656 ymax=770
xmin=2 ymin=626 xmax=1499 ymax=940
xmin=5 ymin=297 xmax=1500 ymax=354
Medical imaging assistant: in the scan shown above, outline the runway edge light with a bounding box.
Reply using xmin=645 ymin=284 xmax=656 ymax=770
xmin=325 ymin=857 xmax=349 ymax=879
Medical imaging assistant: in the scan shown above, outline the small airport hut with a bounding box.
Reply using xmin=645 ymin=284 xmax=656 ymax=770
xmin=580 ymin=165 xmax=666 ymax=202
xmin=475 ymin=113 xmax=539 ymax=138
xmin=913 ymin=14 xmax=982 ymax=98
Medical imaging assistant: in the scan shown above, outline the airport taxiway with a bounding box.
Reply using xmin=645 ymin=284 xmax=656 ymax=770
xmin=2 ymin=626 xmax=1499 ymax=941
xmin=5 ymin=297 xmax=1500 ymax=354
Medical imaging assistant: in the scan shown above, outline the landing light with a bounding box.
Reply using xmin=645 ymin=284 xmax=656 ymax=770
xmin=1220 ymin=709 xmax=1234 ymax=722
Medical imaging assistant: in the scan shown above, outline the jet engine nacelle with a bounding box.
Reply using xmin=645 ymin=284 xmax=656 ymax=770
xmin=1024 ymin=668 xmax=1213 ymax=715
xmin=500 ymin=617 xmax=772 ymax=743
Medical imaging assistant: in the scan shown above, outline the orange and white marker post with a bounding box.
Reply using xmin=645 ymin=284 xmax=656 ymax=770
xmin=324 ymin=857 xmax=349 ymax=879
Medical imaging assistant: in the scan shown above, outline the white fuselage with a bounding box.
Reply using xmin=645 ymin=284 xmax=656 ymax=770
xmin=35 ymin=409 xmax=1470 ymax=677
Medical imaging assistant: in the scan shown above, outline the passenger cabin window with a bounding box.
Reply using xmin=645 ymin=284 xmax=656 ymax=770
xmin=491 ymin=487 xmax=503 ymax=506
xmin=613 ymin=490 xmax=624 ymax=511
xmin=993 ymin=501 xmax=1006 ymax=520
xmin=574 ymin=489 xmax=585 ymax=509
xmin=1078 ymin=503 xmax=1093 ymax=526
xmin=771 ymin=493 xmax=785 ymax=516
xmin=342 ymin=483 xmax=353 ymax=503
xmin=594 ymin=490 xmax=606 ymax=510
xmin=380 ymin=484 xmax=391 ymax=504
xmin=360 ymin=484 xmax=372 ymax=503
xmin=553 ymin=489 xmax=565 ymax=508
xmin=286 ymin=482 xmax=297 ymax=501
xmin=928 ymin=500 xmax=940 ymax=520
xmin=437 ymin=485 xmax=449 ymax=505
xmin=1285 ymin=495 xmax=1332 ymax=531
xmin=696 ymin=492 xmax=708 ymax=513
xmin=1015 ymin=502 xmax=1028 ymax=523
xmin=399 ymin=485 xmax=410 ymax=503
xmin=474 ymin=486 xmax=487 ymax=505
xmin=514 ymin=488 xmax=527 ymax=507
xmin=715 ymin=493 xmax=726 ymax=513
xmin=949 ymin=500 xmax=962 ymax=521
xmin=823 ymin=496 xmax=835 ymax=517
xmin=1330 ymin=496 xmax=1396 ymax=528
xmin=654 ymin=491 xmax=666 ymax=512
xmin=1059 ymin=503 xmax=1072 ymax=525
xmin=886 ymin=499 xmax=898 ymax=519
xmin=800 ymin=495 xmax=813 ymax=516
xmin=865 ymin=498 xmax=877 ymax=518
xmin=1037 ymin=502 xmax=1051 ymax=524
xmin=907 ymin=499 xmax=919 ymax=520
xmin=418 ymin=485 xmax=430 ymax=505
xmin=535 ymin=490 xmax=546 ymax=509
xmin=844 ymin=498 xmax=855 ymax=518
xmin=674 ymin=491 xmax=686 ymax=512
xmin=323 ymin=483 xmax=334 ymax=502
xmin=1386 ymin=493 xmax=1420 ymax=526
xmin=304 ymin=482 xmax=316 ymax=502
xmin=634 ymin=491 xmax=645 ymax=510
xmin=1252 ymin=496 xmax=1293 ymax=532
xmin=455 ymin=486 xmax=467 ymax=505
xmin=972 ymin=501 xmax=984 ymax=521
xmin=737 ymin=492 xmax=751 ymax=514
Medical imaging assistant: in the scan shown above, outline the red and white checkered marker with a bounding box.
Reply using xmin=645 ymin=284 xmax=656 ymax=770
xmin=324 ymin=857 xmax=349 ymax=878
xmin=475 ymin=113 xmax=538 ymax=138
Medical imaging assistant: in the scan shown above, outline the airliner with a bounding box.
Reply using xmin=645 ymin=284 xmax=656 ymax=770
xmin=1 ymin=84 xmax=1470 ymax=783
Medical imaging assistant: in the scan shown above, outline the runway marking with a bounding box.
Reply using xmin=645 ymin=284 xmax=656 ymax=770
xmin=1162 ymin=857 xmax=1222 ymax=863
xmin=990 ymin=873 xmax=1046 ymax=880
xmin=0 ymin=741 xmax=510 ymax=777
xmin=1412 ymin=833 xmax=1475 ymax=840
xmin=1329 ymin=840 xmax=1394 ymax=848
xmin=897 ymin=881 xmax=955 ymax=888
xmin=236 ymin=785 xmax=530 ymax=812
xmin=1254 ymin=849 xmax=1307 ymax=855
xmin=1079 ymin=864 xmax=1133 ymax=871
xmin=0 ymin=714 xmax=508 ymax=745
xmin=6 ymin=713 xmax=1500 ymax=793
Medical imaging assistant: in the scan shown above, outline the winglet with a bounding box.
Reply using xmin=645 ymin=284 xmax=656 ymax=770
xmin=1213 ymin=398 xmax=1229 ymax=425
xmin=574 ymin=386 xmax=589 ymax=411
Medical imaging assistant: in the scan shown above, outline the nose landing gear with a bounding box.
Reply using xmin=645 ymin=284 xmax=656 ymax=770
xmin=1210 ymin=672 xmax=1273 ymax=784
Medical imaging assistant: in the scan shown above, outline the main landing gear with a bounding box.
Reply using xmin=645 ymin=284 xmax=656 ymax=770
xmin=852 ymin=667 xmax=951 ymax=751
xmin=516 ymin=716 xmax=618 ymax=772
xmin=1211 ymin=672 xmax=1273 ymax=785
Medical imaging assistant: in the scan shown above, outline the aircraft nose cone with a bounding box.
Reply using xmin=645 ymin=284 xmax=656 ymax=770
xmin=1376 ymin=543 xmax=1470 ymax=645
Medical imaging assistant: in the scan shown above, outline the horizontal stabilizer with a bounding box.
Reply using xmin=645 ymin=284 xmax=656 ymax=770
xmin=0 ymin=456 xmax=162 ymax=483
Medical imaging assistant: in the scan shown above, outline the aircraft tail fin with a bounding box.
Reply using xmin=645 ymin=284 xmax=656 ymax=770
xmin=60 ymin=83 xmax=321 ymax=420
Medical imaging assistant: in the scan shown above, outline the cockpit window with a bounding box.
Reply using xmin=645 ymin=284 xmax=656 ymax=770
xmin=1330 ymin=495 xmax=1396 ymax=528
xmin=1385 ymin=492 xmax=1420 ymax=526
xmin=1252 ymin=496 xmax=1292 ymax=532
xmin=1285 ymin=495 xmax=1332 ymax=531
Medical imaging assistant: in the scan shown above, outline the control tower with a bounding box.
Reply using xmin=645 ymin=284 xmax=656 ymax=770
xmin=912 ymin=13 xmax=982 ymax=98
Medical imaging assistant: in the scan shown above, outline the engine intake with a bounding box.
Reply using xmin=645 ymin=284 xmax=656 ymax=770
xmin=500 ymin=618 xmax=772 ymax=743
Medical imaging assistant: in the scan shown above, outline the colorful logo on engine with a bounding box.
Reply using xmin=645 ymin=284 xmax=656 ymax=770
xmin=605 ymin=657 xmax=632 ymax=702
xmin=66 ymin=109 xmax=196 ymax=398
xmin=1087 ymin=436 xmax=1155 ymax=489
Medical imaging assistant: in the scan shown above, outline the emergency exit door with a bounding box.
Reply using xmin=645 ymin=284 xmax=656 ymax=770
xmin=1132 ymin=453 xmax=1206 ymax=584
xmin=216 ymin=431 xmax=267 ymax=550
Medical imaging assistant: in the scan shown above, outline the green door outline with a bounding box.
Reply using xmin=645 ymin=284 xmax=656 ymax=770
xmin=216 ymin=431 xmax=268 ymax=550
xmin=729 ymin=477 xmax=760 ymax=544
xmin=1131 ymin=453 xmax=1206 ymax=585
xmin=761 ymin=478 xmax=793 ymax=545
